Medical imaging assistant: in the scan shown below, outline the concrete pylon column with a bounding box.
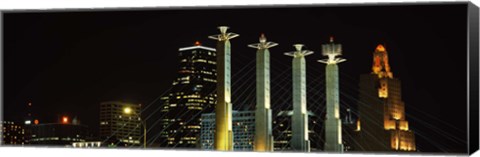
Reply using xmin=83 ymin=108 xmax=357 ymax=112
xmin=248 ymin=34 xmax=278 ymax=152
xmin=284 ymin=44 xmax=313 ymax=152
xmin=318 ymin=37 xmax=346 ymax=152
xmin=208 ymin=26 xmax=239 ymax=151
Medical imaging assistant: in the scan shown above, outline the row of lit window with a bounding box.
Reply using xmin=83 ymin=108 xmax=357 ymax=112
xmin=185 ymin=103 xmax=201 ymax=106
xmin=187 ymin=106 xmax=202 ymax=110
xmin=181 ymin=137 xmax=197 ymax=140
xmin=188 ymin=99 xmax=206 ymax=103
xmin=199 ymin=70 xmax=214 ymax=75
xmin=120 ymin=139 xmax=140 ymax=144
xmin=183 ymin=94 xmax=201 ymax=98
xmin=182 ymin=50 xmax=216 ymax=57
xmin=203 ymin=78 xmax=216 ymax=83
xmin=179 ymin=76 xmax=190 ymax=81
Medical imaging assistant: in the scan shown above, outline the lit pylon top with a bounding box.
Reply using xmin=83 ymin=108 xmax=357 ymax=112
xmin=208 ymin=26 xmax=239 ymax=41
xmin=284 ymin=44 xmax=314 ymax=58
xmin=248 ymin=34 xmax=278 ymax=49
xmin=318 ymin=37 xmax=346 ymax=64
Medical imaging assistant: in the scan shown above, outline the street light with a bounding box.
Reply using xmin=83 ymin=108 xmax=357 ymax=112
xmin=123 ymin=107 xmax=146 ymax=149
xmin=124 ymin=107 xmax=132 ymax=114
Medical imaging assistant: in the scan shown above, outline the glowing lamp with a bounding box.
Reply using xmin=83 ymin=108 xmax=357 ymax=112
xmin=34 ymin=119 xmax=39 ymax=125
xmin=194 ymin=41 xmax=201 ymax=46
xmin=124 ymin=107 xmax=132 ymax=115
xmin=62 ymin=116 xmax=69 ymax=124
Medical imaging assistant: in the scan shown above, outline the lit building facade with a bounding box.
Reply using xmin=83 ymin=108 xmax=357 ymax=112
xmin=28 ymin=123 xmax=88 ymax=146
xmin=354 ymin=45 xmax=416 ymax=152
xmin=200 ymin=110 xmax=255 ymax=151
xmin=99 ymin=101 xmax=142 ymax=147
xmin=159 ymin=42 xmax=217 ymax=148
xmin=1 ymin=121 xmax=25 ymax=145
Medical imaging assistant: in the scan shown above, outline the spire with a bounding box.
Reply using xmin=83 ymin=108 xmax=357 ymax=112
xmin=372 ymin=44 xmax=393 ymax=78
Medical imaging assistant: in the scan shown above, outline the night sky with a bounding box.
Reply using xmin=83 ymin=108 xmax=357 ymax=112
xmin=3 ymin=3 xmax=469 ymax=153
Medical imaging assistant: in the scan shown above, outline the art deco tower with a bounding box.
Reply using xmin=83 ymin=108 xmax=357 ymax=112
xmin=318 ymin=37 xmax=345 ymax=152
xmin=208 ymin=26 xmax=239 ymax=151
xmin=355 ymin=44 xmax=416 ymax=152
xmin=284 ymin=44 xmax=313 ymax=152
xmin=248 ymin=34 xmax=278 ymax=152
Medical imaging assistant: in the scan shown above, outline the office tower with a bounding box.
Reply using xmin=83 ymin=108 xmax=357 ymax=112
xmin=28 ymin=120 xmax=88 ymax=146
xmin=272 ymin=110 xmax=323 ymax=152
xmin=318 ymin=37 xmax=345 ymax=152
xmin=248 ymin=34 xmax=278 ymax=152
xmin=0 ymin=121 xmax=25 ymax=145
xmin=355 ymin=44 xmax=416 ymax=152
xmin=99 ymin=101 xmax=142 ymax=147
xmin=160 ymin=41 xmax=217 ymax=148
xmin=200 ymin=110 xmax=255 ymax=151
xmin=208 ymin=26 xmax=239 ymax=151
xmin=284 ymin=44 xmax=313 ymax=152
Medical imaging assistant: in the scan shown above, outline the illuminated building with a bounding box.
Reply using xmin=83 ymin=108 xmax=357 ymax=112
xmin=208 ymin=26 xmax=239 ymax=151
xmin=354 ymin=44 xmax=416 ymax=152
xmin=159 ymin=41 xmax=217 ymax=148
xmin=272 ymin=110 xmax=322 ymax=152
xmin=100 ymin=101 xmax=142 ymax=147
xmin=248 ymin=34 xmax=278 ymax=152
xmin=28 ymin=122 xmax=89 ymax=146
xmin=200 ymin=110 xmax=255 ymax=151
xmin=0 ymin=121 xmax=25 ymax=145
xmin=284 ymin=44 xmax=313 ymax=152
xmin=318 ymin=37 xmax=345 ymax=152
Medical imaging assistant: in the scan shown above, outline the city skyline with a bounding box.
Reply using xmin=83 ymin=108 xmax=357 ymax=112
xmin=3 ymin=3 xmax=469 ymax=153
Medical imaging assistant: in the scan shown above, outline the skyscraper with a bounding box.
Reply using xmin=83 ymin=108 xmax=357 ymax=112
xmin=354 ymin=44 xmax=416 ymax=152
xmin=318 ymin=37 xmax=345 ymax=152
xmin=248 ymin=34 xmax=277 ymax=152
xmin=284 ymin=44 xmax=313 ymax=152
xmin=208 ymin=26 xmax=239 ymax=151
xmin=99 ymin=101 xmax=142 ymax=147
xmin=200 ymin=110 xmax=255 ymax=151
xmin=160 ymin=42 xmax=217 ymax=148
